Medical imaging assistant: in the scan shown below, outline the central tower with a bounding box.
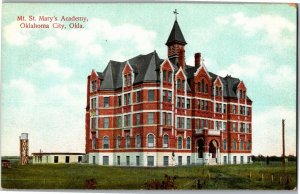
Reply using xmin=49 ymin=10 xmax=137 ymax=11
xmin=165 ymin=17 xmax=187 ymax=69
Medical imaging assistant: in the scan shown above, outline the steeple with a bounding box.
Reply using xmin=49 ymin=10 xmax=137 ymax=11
xmin=165 ymin=20 xmax=187 ymax=46
xmin=166 ymin=10 xmax=187 ymax=69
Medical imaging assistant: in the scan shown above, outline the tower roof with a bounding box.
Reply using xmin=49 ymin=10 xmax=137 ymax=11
xmin=166 ymin=20 xmax=187 ymax=46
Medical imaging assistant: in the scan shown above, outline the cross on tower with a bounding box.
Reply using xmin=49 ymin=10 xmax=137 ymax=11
xmin=173 ymin=9 xmax=179 ymax=21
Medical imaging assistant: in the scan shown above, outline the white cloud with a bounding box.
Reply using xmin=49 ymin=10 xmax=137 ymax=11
xmin=216 ymin=12 xmax=296 ymax=49
xmin=3 ymin=21 xmax=30 ymax=46
xmin=218 ymin=55 xmax=270 ymax=78
xmin=264 ymin=65 xmax=295 ymax=88
xmin=252 ymin=106 xmax=296 ymax=156
xmin=37 ymin=36 xmax=58 ymax=49
xmin=27 ymin=58 xmax=73 ymax=79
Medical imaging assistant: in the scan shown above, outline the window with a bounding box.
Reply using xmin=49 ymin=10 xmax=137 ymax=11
xmin=232 ymin=105 xmax=236 ymax=114
xmin=92 ymin=156 xmax=96 ymax=164
xmin=201 ymin=80 xmax=204 ymax=92
xmin=124 ymin=115 xmax=130 ymax=127
xmin=91 ymin=97 xmax=97 ymax=109
xmin=186 ymin=118 xmax=191 ymax=129
xmin=247 ymin=141 xmax=251 ymax=150
xmin=117 ymin=116 xmax=122 ymax=128
xmin=126 ymin=156 xmax=130 ymax=166
xmin=147 ymin=156 xmax=154 ymax=166
xmin=178 ymin=156 xmax=182 ymax=165
xmin=163 ymin=156 xmax=169 ymax=166
xmin=168 ymin=71 xmax=172 ymax=82
xmin=246 ymin=107 xmax=251 ymax=116
xmin=187 ymin=156 xmax=191 ymax=165
xmin=136 ymin=156 xmax=140 ymax=166
xmin=223 ymin=156 xmax=227 ymax=164
xmin=136 ymin=91 xmax=141 ymax=103
xmin=182 ymin=80 xmax=185 ymax=90
xmin=117 ymin=156 xmax=120 ymax=165
xmin=223 ymin=104 xmax=226 ymax=113
xmin=240 ymin=156 xmax=244 ymax=164
xmin=65 ymin=156 xmax=70 ymax=163
xmin=128 ymin=93 xmax=131 ymax=105
xmin=167 ymin=113 xmax=172 ymax=125
xmin=187 ymin=137 xmax=191 ymax=149
xmin=78 ymin=156 xmax=82 ymax=163
xmin=91 ymin=118 xmax=97 ymax=129
xmin=177 ymin=97 xmax=180 ymax=108
xmin=163 ymin=135 xmax=168 ymax=148
xmin=223 ymin=139 xmax=227 ymax=150
xmin=148 ymin=90 xmax=154 ymax=101
xmin=117 ymin=136 xmax=121 ymax=148
xmin=163 ymin=90 xmax=167 ymax=101
xmin=181 ymin=97 xmax=185 ymax=108
xmin=233 ymin=140 xmax=237 ymax=150
xmin=103 ymin=156 xmax=109 ymax=165
xmin=223 ymin=122 xmax=227 ymax=130
xmin=163 ymin=70 xmax=167 ymax=81
xmin=92 ymin=137 xmax=97 ymax=149
xmin=197 ymin=82 xmax=201 ymax=92
xmin=91 ymin=80 xmax=97 ymax=92
xmin=103 ymin=136 xmax=109 ymax=149
xmin=205 ymin=84 xmax=208 ymax=93
xmin=126 ymin=135 xmax=130 ymax=148
xmin=162 ymin=112 xmax=166 ymax=125
xmin=124 ymin=94 xmax=127 ymax=105
xmin=197 ymin=99 xmax=200 ymax=109
xmin=167 ymin=91 xmax=172 ymax=102
xmin=118 ymin=96 xmax=121 ymax=107
xmin=233 ymin=156 xmax=237 ymax=164
xmin=240 ymin=140 xmax=244 ymax=151
xmin=247 ymin=156 xmax=251 ymax=164
xmin=136 ymin=114 xmax=141 ymax=126
xmin=103 ymin=117 xmax=109 ymax=128
xmin=54 ymin=156 xmax=59 ymax=163
xmin=240 ymin=123 xmax=245 ymax=132
xmin=187 ymin=99 xmax=190 ymax=109
xmin=148 ymin=113 xmax=154 ymax=124
xmin=232 ymin=123 xmax=237 ymax=132
xmin=136 ymin=134 xmax=141 ymax=148
xmin=148 ymin=134 xmax=154 ymax=148
xmin=177 ymin=79 xmax=181 ymax=89
xmin=104 ymin=97 xmax=109 ymax=107
xmin=178 ymin=137 xmax=182 ymax=149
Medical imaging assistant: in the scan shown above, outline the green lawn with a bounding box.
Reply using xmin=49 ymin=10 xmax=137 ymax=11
xmin=1 ymin=162 xmax=296 ymax=190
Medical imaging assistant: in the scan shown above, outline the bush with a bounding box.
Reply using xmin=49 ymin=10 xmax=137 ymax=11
xmin=144 ymin=174 xmax=177 ymax=189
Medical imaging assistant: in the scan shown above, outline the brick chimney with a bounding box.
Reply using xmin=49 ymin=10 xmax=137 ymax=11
xmin=195 ymin=52 xmax=201 ymax=68
xmin=179 ymin=48 xmax=185 ymax=70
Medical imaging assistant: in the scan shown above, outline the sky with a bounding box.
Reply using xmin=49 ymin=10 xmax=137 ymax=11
xmin=1 ymin=3 xmax=297 ymax=156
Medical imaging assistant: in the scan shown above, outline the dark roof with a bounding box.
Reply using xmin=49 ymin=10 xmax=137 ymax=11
xmin=166 ymin=20 xmax=187 ymax=46
xmin=99 ymin=51 xmax=164 ymax=90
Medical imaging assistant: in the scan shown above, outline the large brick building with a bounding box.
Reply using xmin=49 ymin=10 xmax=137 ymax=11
xmin=85 ymin=18 xmax=252 ymax=166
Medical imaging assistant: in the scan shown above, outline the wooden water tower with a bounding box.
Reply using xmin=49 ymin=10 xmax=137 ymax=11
xmin=20 ymin=133 xmax=29 ymax=165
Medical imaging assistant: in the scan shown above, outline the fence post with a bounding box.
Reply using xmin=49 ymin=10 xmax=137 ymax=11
xmin=261 ymin=173 xmax=264 ymax=182
xmin=271 ymin=174 xmax=274 ymax=182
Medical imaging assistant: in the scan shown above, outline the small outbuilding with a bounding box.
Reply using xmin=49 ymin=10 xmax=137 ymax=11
xmin=32 ymin=152 xmax=86 ymax=164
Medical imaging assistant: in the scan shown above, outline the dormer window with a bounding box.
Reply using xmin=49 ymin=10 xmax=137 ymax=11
xmin=163 ymin=70 xmax=167 ymax=81
xmin=182 ymin=80 xmax=185 ymax=90
xmin=177 ymin=79 xmax=181 ymax=89
xmin=168 ymin=71 xmax=172 ymax=82
xmin=91 ymin=80 xmax=97 ymax=92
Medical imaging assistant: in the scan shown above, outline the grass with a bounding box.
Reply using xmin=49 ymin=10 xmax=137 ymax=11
xmin=1 ymin=162 xmax=296 ymax=190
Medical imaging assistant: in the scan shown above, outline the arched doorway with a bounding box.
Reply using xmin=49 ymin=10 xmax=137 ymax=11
xmin=209 ymin=140 xmax=218 ymax=158
xmin=197 ymin=139 xmax=204 ymax=158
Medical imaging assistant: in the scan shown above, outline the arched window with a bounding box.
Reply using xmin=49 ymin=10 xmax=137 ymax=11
xmin=163 ymin=134 xmax=168 ymax=148
xmin=247 ymin=141 xmax=251 ymax=150
xmin=223 ymin=139 xmax=227 ymax=150
xmin=92 ymin=137 xmax=97 ymax=149
xmin=233 ymin=139 xmax=237 ymax=150
xmin=178 ymin=136 xmax=182 ymax=149
xmin=126 ymin=135 xmax=130 ymax=148
xmin=136 ymin=134 xmax=141 ymax=148
xmin=103 ymin=136 xmax=109 ymax=149
xmin=201 ymin=79 xmax=204 ymax=92
xmin=148 ymin=134 xmax=154 ymax=148
xmin=186 ymin=137 xmax=191 ymax=149
xmin=240 ymin=140 xmax=244 ymax=150
xmin=197 ymin=82 xmax=201 ymax=92
xmin=117 ymin=135 xmax=121 ymax=148
xmin=205 ymin=84 xmax=208 ymax=93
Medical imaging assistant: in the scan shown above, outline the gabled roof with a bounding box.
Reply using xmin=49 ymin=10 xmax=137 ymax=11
xmin=99 ymin=51 xmax=164 ymax=90
xmin=166 ymin=20 xmax=187 ymax=46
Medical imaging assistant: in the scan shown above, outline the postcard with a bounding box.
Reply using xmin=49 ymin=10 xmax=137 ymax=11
xmin=1 ymin=2 xmax=297 ymax=190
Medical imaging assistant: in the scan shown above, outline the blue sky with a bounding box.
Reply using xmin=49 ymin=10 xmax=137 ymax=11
xmin=1 ymin=3 xmax=297 ymax=156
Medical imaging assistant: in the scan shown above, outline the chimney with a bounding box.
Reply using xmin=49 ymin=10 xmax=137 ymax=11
xmin=179 ymin=48 xmax=185 ymax=70
xmin=195 ymin=52 xmax=201 ymax=68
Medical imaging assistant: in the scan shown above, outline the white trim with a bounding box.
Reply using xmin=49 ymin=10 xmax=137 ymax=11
xmin=193 ymin=64 xmax=212 ymax=79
